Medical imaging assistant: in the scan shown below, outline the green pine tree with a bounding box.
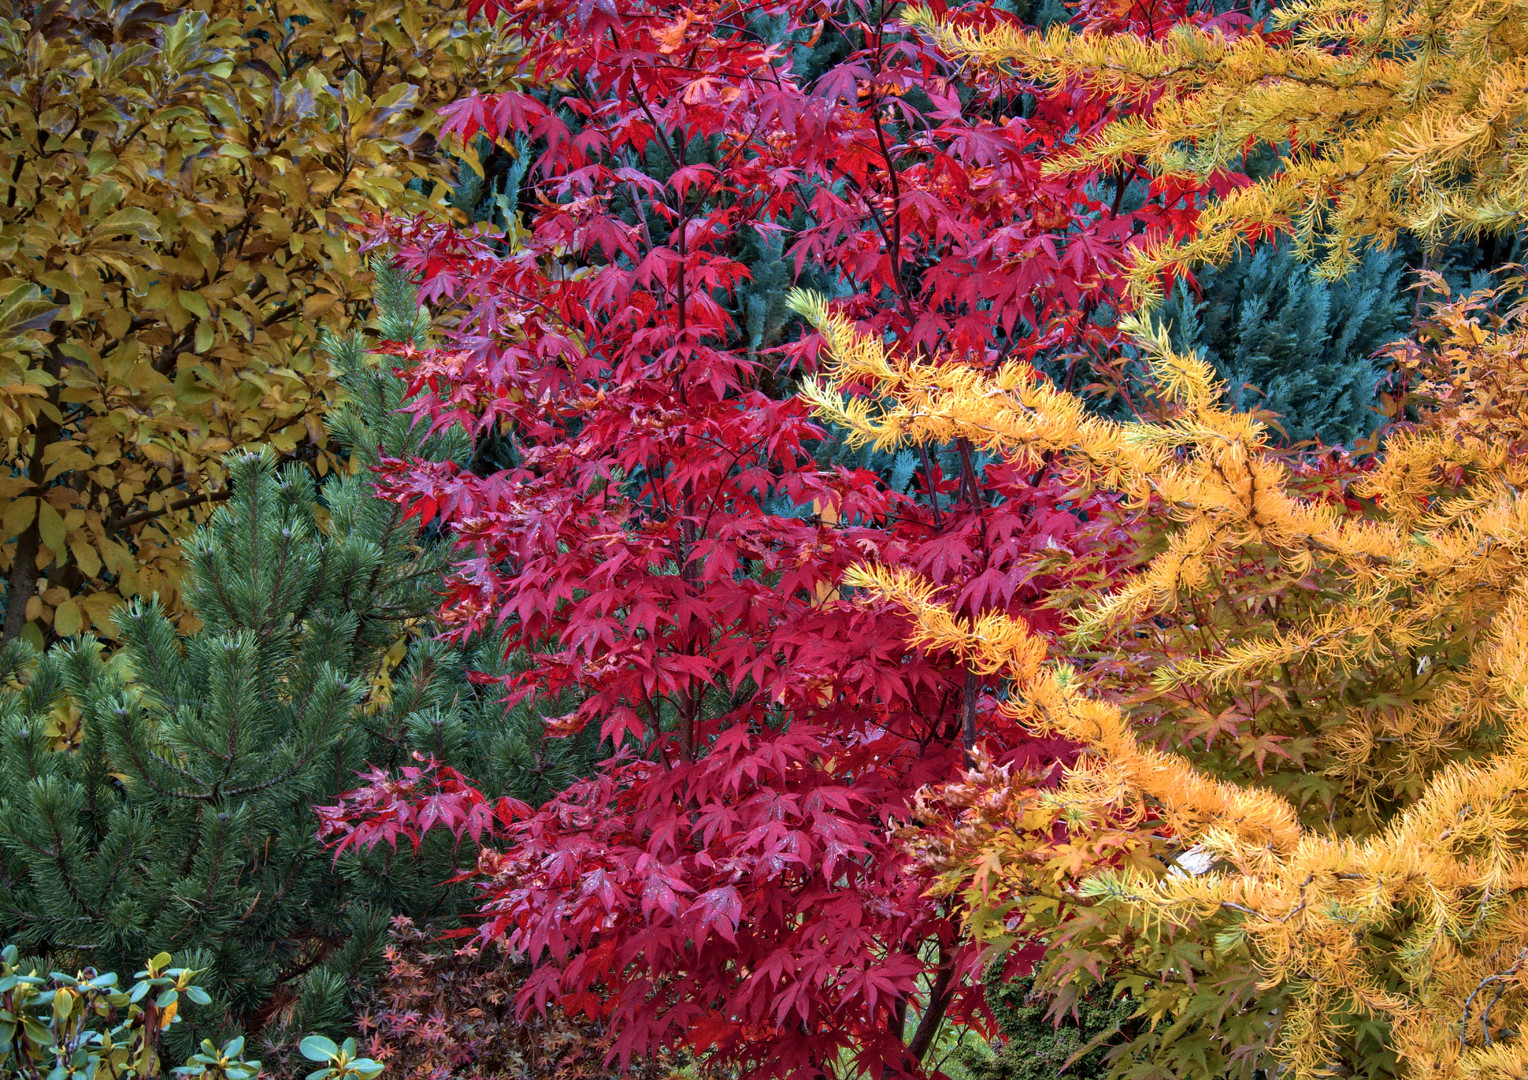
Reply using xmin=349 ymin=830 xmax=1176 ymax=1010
xmin=0 ymin=259 xmax=600 ymax=1065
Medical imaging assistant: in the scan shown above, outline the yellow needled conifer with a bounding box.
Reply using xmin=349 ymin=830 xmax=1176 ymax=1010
xmin=901 ymin=0 xmax=1528 ymax=305
xmin=792 ymin=274 xmax=1528 ymax=1079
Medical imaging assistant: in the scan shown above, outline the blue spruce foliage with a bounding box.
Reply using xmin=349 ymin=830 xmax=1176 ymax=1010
xmin=1156 ymin=240 xmax=1411 ymax=447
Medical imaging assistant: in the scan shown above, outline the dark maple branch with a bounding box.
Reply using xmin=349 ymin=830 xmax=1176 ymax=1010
xmin=1109 ymin=162 xmax=1131 ymax=218
xmin=918 ymin=442 xmax=943 ymax=527
xmin=905 ymin=946 xmax=956 ymax=1063
xmin=960 ymin=668 xmax=979 ymax=764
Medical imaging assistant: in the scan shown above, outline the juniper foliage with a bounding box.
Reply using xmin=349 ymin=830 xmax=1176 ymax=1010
xmin=1156 ymin=240 xmax=1411 ymax=446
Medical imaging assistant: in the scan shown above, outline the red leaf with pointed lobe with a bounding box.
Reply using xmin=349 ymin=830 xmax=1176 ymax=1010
xmin=318 ymin=0 xmax=1247 ymax=1074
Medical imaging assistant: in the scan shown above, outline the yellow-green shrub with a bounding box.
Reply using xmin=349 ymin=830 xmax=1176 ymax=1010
xmin=0 ymin=0 xmax=516 ymax=645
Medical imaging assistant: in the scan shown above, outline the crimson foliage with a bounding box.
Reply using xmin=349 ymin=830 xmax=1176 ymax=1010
xmin=321 ymin=0 xmax=1258 ymax=1075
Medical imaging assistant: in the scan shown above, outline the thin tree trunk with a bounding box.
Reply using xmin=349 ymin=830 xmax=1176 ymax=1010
xmin=2 ymin=515 xmax=45 ymax=645
xmin=906 ymin=949 xmax=956 ymax=1063
xmin=961 ymin=668 xmax=979 ymax=766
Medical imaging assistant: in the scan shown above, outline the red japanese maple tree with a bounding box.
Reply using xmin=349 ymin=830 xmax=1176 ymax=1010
xmin=320 ymin=0 xmax=1261 ymax=1075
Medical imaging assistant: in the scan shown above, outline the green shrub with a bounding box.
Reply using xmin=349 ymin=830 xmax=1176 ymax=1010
xmin=1156 ymin=239 xmax=1411 ymax=447
xmin=0 ymin=265 xmax=599 ymax=1064
xmin=0 ymin=945 xmax=259 ymax=1080
xmin=957 ymin=972 xmax=1131 ymax=1080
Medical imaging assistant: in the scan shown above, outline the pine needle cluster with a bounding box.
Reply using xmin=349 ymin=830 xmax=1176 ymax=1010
xmin=792 ymin=273 xmax=1528 ymax=1079
xmin=902 ymin=0 xmax=1528 ymax=304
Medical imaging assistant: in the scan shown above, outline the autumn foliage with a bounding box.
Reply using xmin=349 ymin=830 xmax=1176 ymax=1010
xmin=352 ymin=918 xmax=663 ymax=1080
xmin=313 ymin=0 xmax=1275 ymax=1073
xmin=795 ymin=270 xmax=1528 ymax=1080
xmin=0 ymin=0 xmax=517 ymax=644
xmin=778 ymin=1 xmax=1528 ymax=1074
xmin=108 ymin=0 xmax=1520 ymax=1078
xmin=908 ymin=0 xmax=1528 ymax=300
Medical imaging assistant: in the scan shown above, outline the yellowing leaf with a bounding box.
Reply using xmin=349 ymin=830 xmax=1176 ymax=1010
xmin=53 ymin=598 xmax=82 ymax=637
xmin=95 ymin=208 xmax=163 ymax=242
xmin=0 ymin=282 xmax=60 ymax=341
xmin=69 ymin=537 xmax=103 ymax=579
xmin=179 ymin=290 xmax=212 ymax=319
xmin=36 ymin=501 xmax=66 ymax=557
xmin=2 ymin=495 xmax=36 ymax=538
